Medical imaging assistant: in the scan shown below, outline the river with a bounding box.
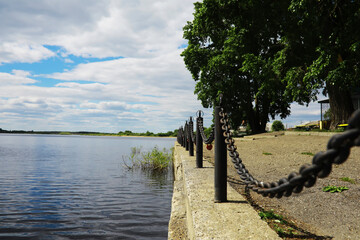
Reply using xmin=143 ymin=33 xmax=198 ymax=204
xmin=0 ymin=134 xmax=175 ymax=239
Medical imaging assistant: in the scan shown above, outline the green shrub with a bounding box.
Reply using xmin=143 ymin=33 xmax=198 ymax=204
xmin=271 ymin=120 xmax=285 ymax=131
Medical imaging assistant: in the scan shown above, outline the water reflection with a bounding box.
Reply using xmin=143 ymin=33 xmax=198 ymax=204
xmin=0 ymin=134 xmax=175 ymax=239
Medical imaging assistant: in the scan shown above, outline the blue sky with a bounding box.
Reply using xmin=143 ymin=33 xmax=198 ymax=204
xmin=0 ymin=0 xmax=324 ymax=133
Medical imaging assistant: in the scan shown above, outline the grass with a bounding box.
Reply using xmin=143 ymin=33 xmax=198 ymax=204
xmin=59 ymin=132 xmax=72 ymax=135
xmin=259 ymin=209 xmax=285 ymax=223
xmin=322 ymin=185 xmax=349 ymax=193
xmin=340 ymin=177 xmax=356 ymax=184
xmin=141 ymin=147 xmax=173 ymax=171
xmin=301 ymin=152 xmax=314 ymax=156
xmin=293 ymin=128 xmax=345 ymax=132
xmin=258 ymin=210 xmax=302 ymax=237
xmin=123 ymin=146 xmax=173 ymax=172
xmin=262 ymin=152 xmax=272 ymax=155
xmin=235 ymin=186 xmax=328 ymax=239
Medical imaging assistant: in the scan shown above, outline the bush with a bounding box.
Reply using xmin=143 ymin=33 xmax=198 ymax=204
xmin=271 ymin=120 xmax=285 ymax=131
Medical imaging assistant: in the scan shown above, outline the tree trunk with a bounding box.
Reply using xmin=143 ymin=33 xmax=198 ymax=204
xmin=246 ymin=106 xmax=266 ymax=134
xmin=259 ymin=95 xmax=270 ymax=132
xmin=326 ymin=82 xmax=354 ymax=129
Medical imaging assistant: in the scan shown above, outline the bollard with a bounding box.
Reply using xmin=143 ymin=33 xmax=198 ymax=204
xmin=189 ymin=117 xmax=194 ymax=156
xmin=177 ymin=127 xmax=182 ymax=146
xmin=214 ymin=106 xmax=227 ymax=202
xmin=181 ymin=127 xmax=185 ymax=147
xmin=185 ymin=121 xmax=189 ymax=151
xmin=196 ymin=112 xmax=203 ymax=168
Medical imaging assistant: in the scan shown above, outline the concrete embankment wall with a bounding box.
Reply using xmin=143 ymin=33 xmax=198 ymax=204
xmin=284 ymin=131 xmax=338 ymax=137
xmin=168 ymin=143 xmax=280 ymax=240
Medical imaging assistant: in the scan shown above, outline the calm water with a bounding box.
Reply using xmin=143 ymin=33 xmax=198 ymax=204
xmin=0 ymin=134 xmax=175 ymax=239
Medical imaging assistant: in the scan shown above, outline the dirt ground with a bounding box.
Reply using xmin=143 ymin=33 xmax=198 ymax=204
xmin=203 ymin=132 xmax=360 ymax=240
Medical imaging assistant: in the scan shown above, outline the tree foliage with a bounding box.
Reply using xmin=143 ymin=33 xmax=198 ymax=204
xmin=182 ymin=0 xmax=360 ymax=131
xmin=271 ymin=120 xmax=285 ymax=132
xmin=274 ymin=0 xmax=360 ymax=128
xmin=182 ymin=1 xmax=293 ymax=133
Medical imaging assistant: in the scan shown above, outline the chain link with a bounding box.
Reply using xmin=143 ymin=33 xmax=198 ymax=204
xmin=219 ymin=108 xmax=360 ymax=198
xmin=197 ymin=117 xmax=215 ymax=144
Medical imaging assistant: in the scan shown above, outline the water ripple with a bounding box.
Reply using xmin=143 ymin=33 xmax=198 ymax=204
xmin=0 ymin=134 xmax=175 ymax=239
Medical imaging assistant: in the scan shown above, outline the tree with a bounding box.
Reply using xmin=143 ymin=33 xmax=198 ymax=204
xmin=145 ymin=131 xmax=154 ymax=136
xmin=183 ymin=0 xmax=359 ymax=131
xmin=182 ymin=0 xmax=292 ymax=133
xmin=274 ymin=0 xmax=360 ymax=128
xmin=271 ymin=120 xmax=285 ymax=131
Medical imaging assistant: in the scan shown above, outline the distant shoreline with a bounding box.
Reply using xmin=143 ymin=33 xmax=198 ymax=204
xmin=0 ymin=130 xmax=176 ymax=138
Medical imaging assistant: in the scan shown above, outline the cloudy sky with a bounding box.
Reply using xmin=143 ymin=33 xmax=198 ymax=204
xmin=0 ymin=0 xmax=323 ymax=133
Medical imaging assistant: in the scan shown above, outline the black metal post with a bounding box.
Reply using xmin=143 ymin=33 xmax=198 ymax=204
xmin=181 ymin=126 xmax=184 ymax=147
xmin=196 ymin=116 xmax=203 ymax=168
xmin=320 ymin=103 xmax=323 ymax=121
xmin=214 ymin=106 xmax=227 ymax=202
xmin=189 ymin=117 xmax=194 ymax=156
xmin=177 ymin=127 xmax=181 ymax=145
xmin=185 ymin=121 xmax=189 ymax=151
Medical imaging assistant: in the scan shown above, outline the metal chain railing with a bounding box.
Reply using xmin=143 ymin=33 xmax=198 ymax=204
xmin=178 ymin=104 xmax=360 ymax=200
xmin=197 ymin=117 xmax=215 ymax=144
xmin=219 ymin=107 xmax=360 ymax=198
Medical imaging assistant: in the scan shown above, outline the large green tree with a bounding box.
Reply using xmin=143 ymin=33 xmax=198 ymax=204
xmin=182 ymin=0 xmax=292 ymax=133
xmin=274 ymin=0 xmax=360 ymax=128
xmin=183 ymin=0 xmax=360 ymax=131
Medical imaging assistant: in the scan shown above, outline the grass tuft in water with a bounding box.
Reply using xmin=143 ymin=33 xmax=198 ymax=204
xmin=123 ymin=146 xmax=173 ymax=172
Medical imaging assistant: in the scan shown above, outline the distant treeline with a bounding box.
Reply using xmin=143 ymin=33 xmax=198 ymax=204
xmin=0 ymin=128 xmax=178 ymax=137
xmin=117 ymin=130 xmax=178 ymax=137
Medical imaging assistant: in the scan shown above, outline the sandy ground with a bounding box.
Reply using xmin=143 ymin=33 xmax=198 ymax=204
xmin=203 ymin=132 xmax=360 ymax=240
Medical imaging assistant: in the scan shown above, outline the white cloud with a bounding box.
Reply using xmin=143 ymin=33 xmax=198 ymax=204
xmin=0 ymin=54 xmax=212 ymax=132
xmin=64 ymin=58 xmax=74 ymax=63
xmin=11 ymin=69 xmax=31 ymax=77
xmin=0 ymin=42 xmax=55 ymax=64
xmin=0 ymin=0 xmax=214 ymax=132
xmin=0 ymin=0 xmax=194 ymax=62
xmin=0 ymin=71 xmax=37 ymax=85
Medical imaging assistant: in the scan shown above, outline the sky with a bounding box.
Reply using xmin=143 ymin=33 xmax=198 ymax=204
xmin=0 ymin=0 xmax=324 ymax=133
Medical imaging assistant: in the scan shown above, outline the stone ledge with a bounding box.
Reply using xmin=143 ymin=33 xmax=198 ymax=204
xmin=168 ymin=143 xmax=280 ymax=240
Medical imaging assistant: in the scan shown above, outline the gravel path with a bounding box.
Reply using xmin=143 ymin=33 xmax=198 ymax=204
xmin=204 ymin=132 xmax=360 ymax=239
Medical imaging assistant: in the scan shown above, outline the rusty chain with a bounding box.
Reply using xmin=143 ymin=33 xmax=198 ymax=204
xmin=219 ymin=107 xmax=360 ymax=198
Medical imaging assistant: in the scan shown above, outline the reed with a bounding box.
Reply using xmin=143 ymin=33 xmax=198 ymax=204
xmin=124 ymin=146 xmax=173 ymax=172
